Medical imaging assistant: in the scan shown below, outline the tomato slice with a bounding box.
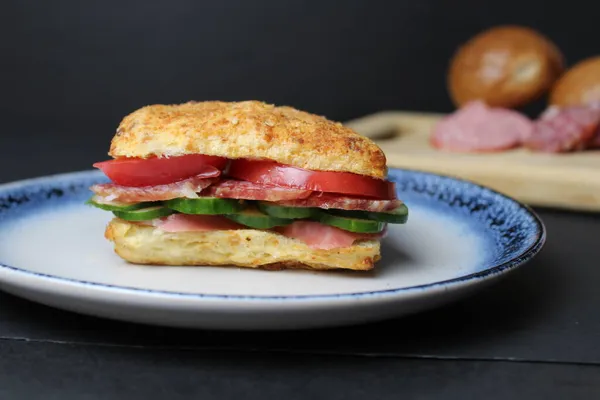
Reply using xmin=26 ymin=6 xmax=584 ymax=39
xmin=204 ymin=179 xmax=313 ymax=201
xmin=93 ymin=154 xmax=227 ymax=187
xmin=227 ymin=159 xmax=396 ymax=199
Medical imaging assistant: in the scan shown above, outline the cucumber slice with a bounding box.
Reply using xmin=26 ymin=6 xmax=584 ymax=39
xmin=314 ymin=210 xmax=385 ymax=233
xmin=225 ymin=207 xmax=293 ymax=229
xmin=257 ymin=202 xmax=317 ymax=219
xmin=86 ymin=196 xmax=155 ymax=212
xmin=166 ymin=197 xmax=245 ymax=215
xmin=327 ymin=204 xmax=409 ymax=224
xmin=113 ymin=206 xmax=175 ymax=221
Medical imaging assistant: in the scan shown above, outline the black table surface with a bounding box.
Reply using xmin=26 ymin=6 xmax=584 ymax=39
xmin=0 ymin=130 xmax=599 ymax=399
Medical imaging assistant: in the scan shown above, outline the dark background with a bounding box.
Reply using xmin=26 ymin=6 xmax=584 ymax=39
xmin=2 ymin=2 xmax=600 ymax=398
xmin=1 ymin=0 xmax=598 ymax=179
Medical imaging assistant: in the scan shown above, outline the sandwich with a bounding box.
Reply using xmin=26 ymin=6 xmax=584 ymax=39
xmin=87 ymin=100 xmax=408 ymax=271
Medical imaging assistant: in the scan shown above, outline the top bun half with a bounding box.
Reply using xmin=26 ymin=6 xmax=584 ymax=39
xmin=108 ymin=100 xmax=387 ymax=179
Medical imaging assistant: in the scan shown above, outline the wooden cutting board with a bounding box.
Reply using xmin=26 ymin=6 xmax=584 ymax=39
xmin=344 ymin=110 xmax=600 ymax=212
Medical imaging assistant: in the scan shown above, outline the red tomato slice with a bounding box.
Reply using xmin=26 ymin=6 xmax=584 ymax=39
xmin=93 ymin=154 xmax=228 ymax=187
xmin=227 ymin=159 xmax=396 ymax=199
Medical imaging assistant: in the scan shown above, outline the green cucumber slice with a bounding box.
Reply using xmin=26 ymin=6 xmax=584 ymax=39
xmin=113 ymin=206 xmax=175 ymax=221
xmin=327 ymin=204 xmax=409 ymax=224
xmin=86 ymin=196 xmax=155 ymax=212
xmin=257 ymin=202 xmax=317 ymax=219
xmin=225 ymin=207 xmax=293 ymax=229
xmin=166 ymin=197 xmax=245 ymax=215
xmin=314 ymin=210 xmax=385 ymax=233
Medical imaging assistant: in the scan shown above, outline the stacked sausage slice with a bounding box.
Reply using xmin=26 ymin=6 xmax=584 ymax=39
xmin=432 ymin=100 xmax=600 ymax=153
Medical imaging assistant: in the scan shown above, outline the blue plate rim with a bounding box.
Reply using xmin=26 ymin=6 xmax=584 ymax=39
xmin=0 ymin=168 xmax=546 ymax=302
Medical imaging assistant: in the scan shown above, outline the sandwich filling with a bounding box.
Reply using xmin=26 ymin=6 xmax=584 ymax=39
xmin=87 ymin=155 xmax=408 ymax=250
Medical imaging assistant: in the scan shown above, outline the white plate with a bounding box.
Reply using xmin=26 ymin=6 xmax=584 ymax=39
xmin=0 ymin=169 xmax=545 ymax=330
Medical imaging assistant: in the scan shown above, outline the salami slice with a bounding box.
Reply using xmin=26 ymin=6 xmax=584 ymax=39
xmin=91 ymin=175 xmax=217 ymax=203
xmin=588 ymin=128 xmax=600 ymax=148
xmin=277 ymin=193 xmax=403 ymax=212
xmin=431 ymin=101 xmax=532 ymax=152
xmin=525 ymin=105 xmax=600 ymax=152
xmin=588 ymin=102 xmax=600 ymax=148
xmin=203 ymin=179 xmax=313 ymax=201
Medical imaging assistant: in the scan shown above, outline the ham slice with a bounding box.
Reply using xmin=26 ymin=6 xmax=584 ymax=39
xmin=277 ymin=192 xmax=403 ymax=212
xmin=202 ymin=179 xmax=312 ymax=201
xmin=91 ymin=175 xmax=217 ymax=203
xmin=276 ymin=221 xmax=384 ymax=250
xmin=431 ymin=100 xmax=533 ymax=152
xmin=525 ymin=104 xmax=600 ymax=152
xmin=151 ymin=214 xmax=243 ymax=232
xmin=146 ymin=215 xmax=380 ymax=249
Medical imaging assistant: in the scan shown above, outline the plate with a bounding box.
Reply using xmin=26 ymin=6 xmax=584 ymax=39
xmin=0 ymin=168 xmax=545 ymax=330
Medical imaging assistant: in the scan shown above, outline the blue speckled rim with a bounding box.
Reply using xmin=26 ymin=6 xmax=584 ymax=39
xmin=0 ymin=168 xmax=546 ymax=301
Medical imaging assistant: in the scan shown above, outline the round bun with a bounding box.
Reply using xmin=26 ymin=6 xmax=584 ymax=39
xmin=448 ymin=25 xmax=565 ymax=108
xmin=109 ymin=100 xmax=387 ymax=179
xmin=549 ymin=56 xmax=600 ymax=107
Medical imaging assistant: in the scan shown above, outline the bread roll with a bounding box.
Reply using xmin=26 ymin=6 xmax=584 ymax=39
xmin=549 ymin=56 xmax=600 ymax=107
xmin=448 ymin=25 xmax=564 ymax=109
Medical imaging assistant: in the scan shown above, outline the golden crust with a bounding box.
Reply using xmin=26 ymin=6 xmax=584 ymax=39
xmin=105 ymin=218 xmax=380 ymax=271
xmin=448 ymin=25 xmax=564 ymax=109
xmin=549 ymin=56 xmax=600 ymax=107
xmin=108 ymin=100 xmax=387 ymax=179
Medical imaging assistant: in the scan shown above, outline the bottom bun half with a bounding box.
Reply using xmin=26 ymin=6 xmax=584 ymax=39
xmin=105 ymin=218 xmax=381 ymax=271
